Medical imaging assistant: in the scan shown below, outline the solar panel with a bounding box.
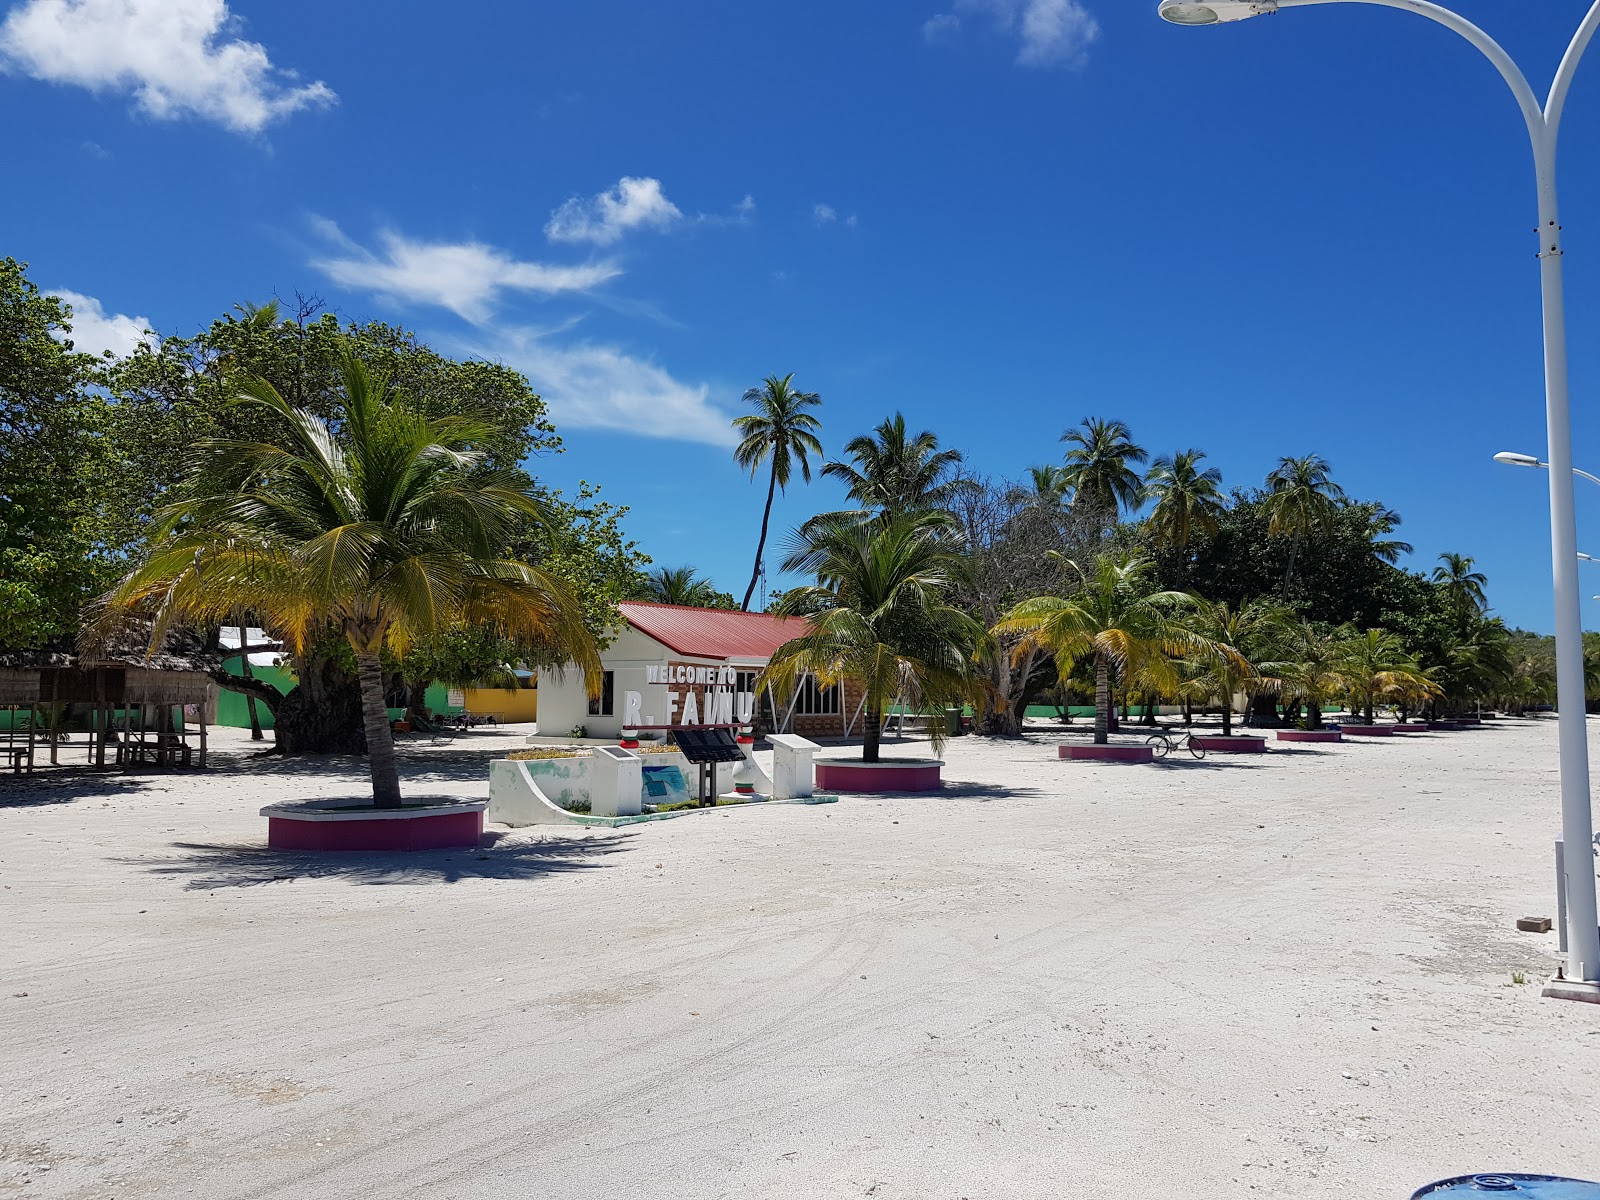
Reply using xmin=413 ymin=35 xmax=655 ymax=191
xmin=672 ymin=728 xmax=745 ymax=764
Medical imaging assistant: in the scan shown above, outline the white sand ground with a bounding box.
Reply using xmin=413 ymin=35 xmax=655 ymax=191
xmin=1 ymin=718 xmax=1598 ymax=1199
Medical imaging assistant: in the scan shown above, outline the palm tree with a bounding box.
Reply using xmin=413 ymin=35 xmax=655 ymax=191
xmin=1144 ymin=449 xmax=1225 ymax=561
xmin=642 ymin=565 xmax=726 ymax=608
xmin=96 ymin=353 xmax=600 ymax=808
xmin=1277 ymin=621 xmax=1345 ymax=729
xmin=733 ymin=374 xmax=823 ymax=610
xmin=1333 ymin=628 xmax=1438 ymax=724
xmin=762 ymin=513 xmax=982 ymax=763
xmin=1016 ymin=464 xmax=1071 ymax=509
xmin=1179 ymin=598 xmax=1292 ymax=736
xmin=1360 ymin=504 xmax=1413 ymax=565
xmin=1263 ymin=454 xmax=1348 ymax=594
xmin=1433 ymin=552 xmax=1489 ymax=619
xmin=1059 ymin=418 xmax=1147 ymax=524
xmin=995 ymin=554 xmax=1216 ymax=745
xmin=821 ymin=413 xmax=966 ymax=518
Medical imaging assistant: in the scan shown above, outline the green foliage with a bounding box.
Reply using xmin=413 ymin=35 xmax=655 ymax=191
xmin=0 ymin=259 xmax=132 ymax=647
xmin=734 ymin=373 xmax=824 ymax=609
xmin=821 ymin=412 xmax=966 ymax=519
xmin=1060 ymin=417 xmax=1147 ymax=522
xmin=639 ymin=566 xmax=735 ymax=609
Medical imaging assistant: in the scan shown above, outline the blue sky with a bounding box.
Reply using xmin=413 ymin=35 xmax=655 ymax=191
xmin=7 ymin=1 xmax=1600 ymax=629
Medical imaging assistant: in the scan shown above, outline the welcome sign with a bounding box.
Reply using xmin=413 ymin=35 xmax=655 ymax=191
xmin=626 ymin=663 xmax=757 ymax=727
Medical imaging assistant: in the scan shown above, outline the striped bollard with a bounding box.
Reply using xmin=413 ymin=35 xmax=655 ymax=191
xmin=732 ymin=724 xmax=756 ymax=795
xmin=619 ymin=725 xmax=640 ymax=751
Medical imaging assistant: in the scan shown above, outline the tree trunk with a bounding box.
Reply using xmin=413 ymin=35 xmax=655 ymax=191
xmin=1363 ymin=692 xmax=1375 ymax=724
xmin=862 ymin=688 xmax=882 ymax=763
xmin=1182 ymin=696 xmax=1192 ymax=727
xmin=235 ymin=622 xmax=264 ymax=742
xmin=1093 ymin=656 xmax=1110 ymax=745
xmin=405 ymin=679 xmax=431 ymax=725
xmin=741 ymin=463 xmax=780 ymax=611
xmin=355 ymin=651 xmax=403 ymax=808
xmin=1140 ymin=694 xmax=1157 ymax=727
xmin=271 ymin=656 xmax=366 ymax=754
xmin=1307 ymin=701 xmax=1323 ymax=730
xmin=1222 ymin=688 xmax=1233 ymax=737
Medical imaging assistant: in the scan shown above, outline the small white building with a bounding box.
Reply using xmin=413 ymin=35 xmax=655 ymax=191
xmin=536 ymin=602 xmax=853 ymax=740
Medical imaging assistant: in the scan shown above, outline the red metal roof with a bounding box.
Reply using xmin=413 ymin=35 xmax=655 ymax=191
xmin=615 ymin=601 xmax=807 ymax=661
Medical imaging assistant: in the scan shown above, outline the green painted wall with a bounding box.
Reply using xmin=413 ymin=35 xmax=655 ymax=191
xmin=213 ymin=657 xmax=460 ymax=729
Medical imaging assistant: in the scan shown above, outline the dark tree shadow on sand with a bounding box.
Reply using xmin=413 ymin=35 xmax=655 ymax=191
xmin=117 ymin=827 xmax=636 ymax=890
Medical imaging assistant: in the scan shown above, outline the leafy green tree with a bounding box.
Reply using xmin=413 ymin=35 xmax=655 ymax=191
xmin=1059 ymin=418 xmax=1147 ymax=525
xmin=822 ymin=413 xmax=966 ymax=519
xmin=1276 ymin=621 xmax=1345 ymax=729
xmin=1433 ymin=552 xmax=1489 ymax=622
xmin=733 ymin=373 xmax=823 ymax=610
xmin=764 ymin=513 xmax=983 ymax=763
xmin=0 ymin=259 xmax=131 ymax=648
xmin=98 ymin=352 xmax=599 ymax=807
xmin=1144 ymin=449 xmax=1225 ymax=567
xmin=996 ymin=554 xmax=1213 ymax=745
xmin=1263 ymin=454 xmax=1347 ymax=594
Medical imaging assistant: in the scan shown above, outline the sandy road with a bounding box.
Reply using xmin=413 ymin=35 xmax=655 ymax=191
xmin=1 ymin=719 xmax=1597 ymax=1198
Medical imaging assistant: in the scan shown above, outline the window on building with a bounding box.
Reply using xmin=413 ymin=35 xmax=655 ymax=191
xmin=589 ymin=670 xmax=615 ymax=717
xmin=791 ymin=674 xmax=841 ymax=716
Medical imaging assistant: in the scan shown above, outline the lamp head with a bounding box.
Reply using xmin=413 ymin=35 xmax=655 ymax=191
xmin=1493 ymin=451 xmax=1543 ymax=468
xmin=1158 ymin=0 xmax=1279 ymax=24
xmin=1580 ymin=553 xmax=1597 ymax=563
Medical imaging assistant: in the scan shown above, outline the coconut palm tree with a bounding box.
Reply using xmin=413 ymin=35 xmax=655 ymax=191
xmin=1263 ymin=454 xmax=1348 ymax=594
xmin=733 ymin=374 xmax=823 ymax=611
xmin=1144 ymin=449 xmax=1225 ymax=562
xmin=821 ymin=413 xmax=966 ymax=519
xmin=1059 ymin=418 xmax=1147 ymax=524
xmin=642 ymin=566 xmax=727 ymax=608
xmin=1433 ymin=552 xmax=1489 ymax=620
xmin=1017 ymin=464 xmax=1071 ymax=509
xmin=762 ymin=512 xmax=982 ymax=763
xmin=1360 ymin=504 xmax=1414 ymax=566
xmin=1277 ymin=621 xmax=1345 ymax=729
xmin=995 ymin=554 xmax=1217 ymax=745
xmin=96 ymin=353 xmax=600 ymax=808
xmin=1333 ymin=627 xmax=1438 ymax=724
xmin=1179 ymin=597 xmax=1292 ymax=736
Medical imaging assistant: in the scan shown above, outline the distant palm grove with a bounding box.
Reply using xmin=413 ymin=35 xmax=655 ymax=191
xmin=2 ymin=255 xmax=1567 ymax=771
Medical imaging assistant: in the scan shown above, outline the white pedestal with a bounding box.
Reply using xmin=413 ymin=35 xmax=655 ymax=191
xmin=589 ymin=745 xmax=642 ymax=817
xmin=769 ymin=734 xmax=820 ymax=800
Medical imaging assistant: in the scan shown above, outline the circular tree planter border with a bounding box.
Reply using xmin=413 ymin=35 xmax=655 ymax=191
xmin=1276 ymin=730 xmax=1343 ymax=743
xmin=1190 ymin=735 xmax=1267 ymax=754
xmin=1340 ymin=725 xmax=1396 ymax=737
xmin=813 ymin=759 xmax=943 ymax=793
xmin=1058 ymin=745 xmax=1154 ymax=764
xmin=261 ymin=798 xmax=488 ymax=852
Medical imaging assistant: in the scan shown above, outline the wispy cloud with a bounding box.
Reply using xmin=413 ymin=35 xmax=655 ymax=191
xmin=926 ymin=0 xmax=1100 ymax=68
xmin=309 ymin=218 xmax=619 ymax=324
xmin=49 ymin=288 xmax=155 ymax=356
xmin=474 ymin=326 xmax=736 ymax=447
xmin=813 ymin=203 xmax=858 ymax=229
xmin=0 ymin=0 xmax=335 ymax=134
xmin=545 ymin=176 xmax=684 ymax=247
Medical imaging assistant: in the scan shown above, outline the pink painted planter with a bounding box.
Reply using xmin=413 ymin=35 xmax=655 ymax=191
xmin=262 ymin=798 xmax=488 ymax=852
xmin=1389 ymin=724 xmax=1432 ymax=734
xmin=1191 ymin=735 xmax=1267 ymax=753
xmin=1340 ymin=725 xmax=1395 ymax=737
xmin=813 ymin=759 xmax=943 ymax=793
xmin=1428 ymin=720 xmax=1465 ymax=731
xmin=1276 ymin=730 xmax=1343 ymax=743
xmin=1059 ymin=744 xmax=1154 ymax=764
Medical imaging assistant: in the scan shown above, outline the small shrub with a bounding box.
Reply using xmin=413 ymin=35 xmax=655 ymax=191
xmin=506 ymin=748 xmax=587 ymax=761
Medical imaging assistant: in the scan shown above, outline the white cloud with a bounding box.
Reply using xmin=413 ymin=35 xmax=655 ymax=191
xmin=813 ymin=203 xmax=837 ymax=225
xmin=309 ymin=219 xmax=620 ymax=324
xmin=477 ymin=327 xmax=736 ymax=446
xmin=49 ymin=289 xmax=155 ymax=356
xmin=545 ymin=177 xmax=683 ymax=247
xmin=932 ymin=0 xmax=1100 ymax=68
xmin=0 ymin=0 xmax=334 ymax=134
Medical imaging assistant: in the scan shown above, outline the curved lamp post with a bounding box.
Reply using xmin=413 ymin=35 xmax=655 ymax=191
xmin=1163 ymin=0 xmax=1600 ymax=1000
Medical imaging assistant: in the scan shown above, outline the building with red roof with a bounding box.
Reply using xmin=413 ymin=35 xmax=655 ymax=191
xmin=535 ymin=601 xmax=858 ymax=740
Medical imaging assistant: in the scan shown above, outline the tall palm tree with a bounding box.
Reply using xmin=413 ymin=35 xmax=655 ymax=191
xmin=642 ymin=565 xmax=726 ymax=608
xmin=733 ymin=374 xmax=823 ymax=610
xmin=822 ymin=413 xmax=966 ymax=518
xmin=1059 ymin=418 xmax=1147 ymax=524
xmin=1263 ymin=454 xmax=1348 ymax=594
xmin=1017 ymin=464 xmax=1071 ymax=509
xmin=995 ymin=554 xmax=1217 ymax=745
xmin=1433 ymin=552 xmax=1489 ymax=618
xmin=1144 ymin=449 xmax=1225 ymax=561
xmin=762 ymin=513 xmax=982 ymax=763
xmin=1179 ymin=597 xmax=1291 ymax=736
xmin=1333 ymin=627 xmax=1438 ymax=724
xmin=96 ymin=353 xmax=600 ymax=807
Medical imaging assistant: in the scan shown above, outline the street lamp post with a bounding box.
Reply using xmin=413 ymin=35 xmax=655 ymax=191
xmin=1162 ymin=0 xmax=1600 ymax=1000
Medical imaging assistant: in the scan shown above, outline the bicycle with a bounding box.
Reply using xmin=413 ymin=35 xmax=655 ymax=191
xmin=1147 ymin=729 xmax=1205 ymax=760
